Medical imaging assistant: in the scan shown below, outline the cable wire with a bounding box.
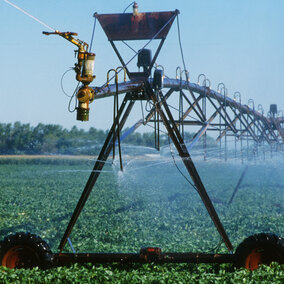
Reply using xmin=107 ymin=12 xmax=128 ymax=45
xmin=89 ymin=16 xmax=97 ymax=52
xmin=140 ymin=100 xmax=145 ymax=122
xmin=68 ymin=82 xmax=80 ymax=113
xmin=123 ymin=1 xmax=135 ymax=13
xmin=176 ymin=14 xmax=188 ymax=78
xmin=167 ymin=136 xmax=198 ymax=193
xmin=61 ymin=68 xmax=75 ymax=98
xmin=167 ymin=128 xmax=225 ymax=253
xmin=122 ymin=40 xmax=137 ymax=54
xmin=98 ymin=12 xmax=177 ymax=91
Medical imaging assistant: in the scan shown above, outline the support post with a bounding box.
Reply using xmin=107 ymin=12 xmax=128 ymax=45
xmin=59 ymin=95 xmax=135 ymax=252
xmin=145 ymin=82 xmax=233 ymax=252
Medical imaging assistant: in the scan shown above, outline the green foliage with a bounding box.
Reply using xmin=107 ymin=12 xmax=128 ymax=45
xmin=0 ymin=263 xmax=283 ymax=283
xmin=0 ymin=122 xmax=107 ymax=155
xmin=0 ymin=122 xmax=215 ymax=155
xmin=0 ymin=157 xmax=283 ymax=282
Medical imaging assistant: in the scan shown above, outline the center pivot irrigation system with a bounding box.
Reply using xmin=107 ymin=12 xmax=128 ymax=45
xmin=1 ymin=3 xmax=283 ymax=271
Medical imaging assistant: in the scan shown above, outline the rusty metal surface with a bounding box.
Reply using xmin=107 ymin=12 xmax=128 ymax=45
xmin=91 ymin=78 xmax=279 ymax=129
xmin=187 ymin=108 xmax=221 ymax=151
xmin=58 ymin=98 xmax=135 ymax=252
xmin=93 ymin=78 xmax=279 ymax=126
xmin=144 ymin=81 xmax=233 ymax=252
xmin=95 ymin=11 xmax=178 ymax=41
xmin=272 ymin=118 xmax=284 ymax=142
xmin=91 ymin=77 xmax=283 ymax=145
xmin=54 ymin=252 xmax=234 ymax=265
xmin=92 ymin=80 xmax=144 ymax=100
xmin=162 ymin=78 xmax=268 ymax=121
xmin=91 ymin=79 xmax=269 ymax=120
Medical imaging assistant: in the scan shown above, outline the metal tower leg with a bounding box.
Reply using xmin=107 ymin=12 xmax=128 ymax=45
xmin=59 ymin=96 xmax=135 ymax=252
xmin=145 ymin=82 xmax=233 ymax=252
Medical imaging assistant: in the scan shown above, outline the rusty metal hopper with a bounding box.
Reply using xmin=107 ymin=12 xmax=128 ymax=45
xmin=95 ymin=10 xmax=179 ymax=41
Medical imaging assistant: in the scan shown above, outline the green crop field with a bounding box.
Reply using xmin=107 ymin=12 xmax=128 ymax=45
xmin=0 ymin=153 xmax=283 ymax=283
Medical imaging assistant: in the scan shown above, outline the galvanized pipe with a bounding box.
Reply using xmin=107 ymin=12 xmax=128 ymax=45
xmin=91 ymin=78 xmax=281 ymax=127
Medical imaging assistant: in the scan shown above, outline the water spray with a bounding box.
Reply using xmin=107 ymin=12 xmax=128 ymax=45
xmin=1 ymin=1 xmax=283 ymax=271
xmin=3 ymin=0 xmax=55 ymax=31
xmin=3 ymin=0 xmax=96 ymax=121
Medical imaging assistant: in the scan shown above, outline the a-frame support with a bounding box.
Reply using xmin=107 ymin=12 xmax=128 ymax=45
xmin=59 ymin=6 xmax=232 ymax=255
xmin=59 ymin=84 xmax=233 ymax=253
xmin=59 ymin=94 xmax=135 ymax=251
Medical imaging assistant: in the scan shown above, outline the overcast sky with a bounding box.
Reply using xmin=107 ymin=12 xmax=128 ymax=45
xmin=1 ymin=0 xmax=284 ymax=131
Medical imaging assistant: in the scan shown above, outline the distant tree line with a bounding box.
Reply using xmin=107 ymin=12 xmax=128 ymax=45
xmin=0 ymin=122 xmax=215 ymax=155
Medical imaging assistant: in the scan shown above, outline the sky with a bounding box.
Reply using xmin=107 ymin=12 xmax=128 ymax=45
xmin=1 ymin=0 xmax=284 ymax=131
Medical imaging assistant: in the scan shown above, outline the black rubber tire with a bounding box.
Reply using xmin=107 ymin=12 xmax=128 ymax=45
xmin=234 ymin=233 xmax=284 ymax=270
xmin=0 ymin=232 xmax=53 ymax=269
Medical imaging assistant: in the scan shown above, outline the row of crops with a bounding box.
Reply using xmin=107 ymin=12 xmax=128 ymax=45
xmin=0 ymin=150 xmax=283 ymax=282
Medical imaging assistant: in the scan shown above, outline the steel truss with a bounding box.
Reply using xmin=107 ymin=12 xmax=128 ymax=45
xmin=58 ymin=6 xmax=283 ymax=260
xmin=55 ymin=74 xmax=284 ymax=264
xmin=1 ymin=4 xmax=283 ymax=271
xmin=57 ymin=84 xmax=234 ymax=264
xmin=92 ymin=77 xmax=284 ymax=161
xmin=42 ymin=7 xmax=284 ymax=265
